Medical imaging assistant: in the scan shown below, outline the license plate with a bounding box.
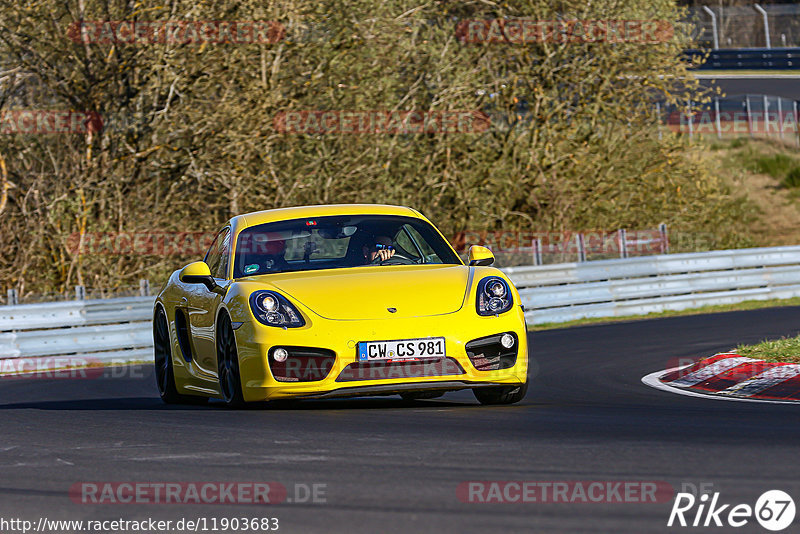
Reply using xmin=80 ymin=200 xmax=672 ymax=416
xmin=357 ymin=337 xmax=446 ymax=362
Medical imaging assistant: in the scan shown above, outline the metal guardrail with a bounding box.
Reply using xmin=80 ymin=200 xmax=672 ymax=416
xmin=3 ymin=245 xmax=800 ymax=363
xmin=685 ymin=47 xmax=800 ymax=69
xmin=0 ymin=296 xmax=155 ymax=366
xmin=0 ymin=296 xmax=154 ymax=331
xmin=504 ymin=245 xmax=800 ymax=325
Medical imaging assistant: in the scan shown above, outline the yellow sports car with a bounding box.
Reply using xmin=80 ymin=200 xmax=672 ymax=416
xmin=153 ymin=204 xmax=529 ymax=407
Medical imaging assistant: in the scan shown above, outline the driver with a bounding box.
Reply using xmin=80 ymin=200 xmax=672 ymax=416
xmin=363 ymin=235 xmax=396 ymax=263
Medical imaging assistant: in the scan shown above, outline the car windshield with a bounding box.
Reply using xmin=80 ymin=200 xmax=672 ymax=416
xmin=232 ymin=214 xmax=461 ymax=278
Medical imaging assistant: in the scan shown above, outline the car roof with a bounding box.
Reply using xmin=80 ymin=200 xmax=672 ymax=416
xmin=232 ymin=204 xmax=424 ymax=231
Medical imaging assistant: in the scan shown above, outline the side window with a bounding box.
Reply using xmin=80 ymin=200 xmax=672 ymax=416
xmin=394 ymin=227 xmax=421 ymax=260
xmin=404 ymin=224 xmax=443 ymax=263
xmin=204 ymin=228 xmax=231 ymax=279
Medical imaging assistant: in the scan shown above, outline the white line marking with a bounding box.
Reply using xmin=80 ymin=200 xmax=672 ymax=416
xmin=667 ymin=357 xmax=755 ymax=387
xmin=642 ymin=366 xmax=800 ymax=405
xmin=130 ymin=452 xmax=241 ymax=461
xmin=721 ymin=365 xmax=800 ymax=397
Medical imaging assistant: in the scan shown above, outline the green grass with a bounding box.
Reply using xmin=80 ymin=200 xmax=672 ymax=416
xmin=751 ymin=154 xmax=797 ymax=180
xmin=718 ymin=139 xmax=800 ymax=189
xmin=784 ymin=167 xmax=800 ymax=188
xmin=529 ymin=296 xmax=800 ymax=331
xmin=736 ymin=336 xmax=800 ymax=364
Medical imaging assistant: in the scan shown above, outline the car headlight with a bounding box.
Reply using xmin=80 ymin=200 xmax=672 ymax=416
xmin=476 ymin=276 xmax=513 ymax=316
xmin=249 ymin=290 xmax=305 ymax=328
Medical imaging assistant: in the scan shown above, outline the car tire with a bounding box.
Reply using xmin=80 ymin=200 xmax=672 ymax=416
xmin=217 ymin=314 xmax=246 ymax=408
xmin=472 ymin=382 xmax=528 ymax=405
xmin=154 ymin=307 xmax=207 ymax=405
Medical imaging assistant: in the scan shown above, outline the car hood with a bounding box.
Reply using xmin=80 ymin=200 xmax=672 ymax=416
xmin=245 ymin=265 xmax=470 ymax=320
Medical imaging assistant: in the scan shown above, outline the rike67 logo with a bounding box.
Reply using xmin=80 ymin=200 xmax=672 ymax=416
xmin=668 ymin=490 xmax=795 ymax=531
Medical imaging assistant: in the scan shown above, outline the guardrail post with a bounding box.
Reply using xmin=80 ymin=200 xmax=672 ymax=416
xmin=763 ymin=95 xmax=770 ymax=137
xmin=754 ymin=4 xmax=771 ymax=49
xmin=618 ymin=229 xmax=628 ymax=259
xmin=777 ymin=98 xmax=784 ymax=140
xmin=794 ymin=101 xmax=799 ymax=147
xmin=702 ymin=6 xmax=719 ymax=49
xmin=745 ymin=95 xmax=753 ymax=137
xmin=687 ymin=99 xmax=693 ymax=139
xmin=75 ymin=285 xmax=85 ymax=301
xmin=659 ymin=223 xmax=669 ymax=254
xmin=139 ymin=279 xmax=150 ymax=297
xmin=576 ymin=234 xmax=586 ymax=263
xmin=714 ymin=97 xmax=722 ymax=139
xmin=7 ymin=289 xmax=18 ymax=306
xmin=532 ymin=238 xmax=543 ymax=266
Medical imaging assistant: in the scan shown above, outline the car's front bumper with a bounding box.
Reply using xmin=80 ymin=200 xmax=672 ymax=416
xmin=233 ymin=306 xmax=529 ymax=402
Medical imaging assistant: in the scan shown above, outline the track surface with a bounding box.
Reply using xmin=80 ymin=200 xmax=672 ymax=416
xmin=698 ymin=76 xmax=800 ymax=99
xmin=2 ymin=307 xmax=800 ymax=533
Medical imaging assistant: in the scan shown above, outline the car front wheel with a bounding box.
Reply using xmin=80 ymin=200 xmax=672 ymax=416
xmin=217 ymin=314 xmax=246 ymax=408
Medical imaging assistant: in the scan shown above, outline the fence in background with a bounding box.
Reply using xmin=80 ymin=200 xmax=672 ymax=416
xmin=458 ymin=225 xmax=670 ymax=268
xmin=687 ymin=4 xmax=800 ymax=49
xmin=658 ymin=94 xmax=800 ymax=145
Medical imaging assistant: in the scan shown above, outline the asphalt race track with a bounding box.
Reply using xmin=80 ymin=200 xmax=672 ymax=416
xmin=2 ymin=307 xmax=800 ymax=533
xmin=698 ymin=76 xmax=800 ymax=100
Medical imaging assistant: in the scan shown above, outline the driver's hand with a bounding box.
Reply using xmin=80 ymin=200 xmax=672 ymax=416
xmin=370 ymin=248 xmax=396 ymax=262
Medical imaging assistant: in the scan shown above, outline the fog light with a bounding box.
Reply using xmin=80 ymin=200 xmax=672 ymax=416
xmin=500 ymin=334 xmax=515 ymax=349
xmin=273 ymin=348 xmax=289 ymax=362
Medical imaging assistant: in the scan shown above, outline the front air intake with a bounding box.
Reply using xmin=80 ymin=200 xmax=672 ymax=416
xmin=269 ymin=347 xmax=336 ymax=382
xmin=465 ymin=333 xmax=518 ymax=371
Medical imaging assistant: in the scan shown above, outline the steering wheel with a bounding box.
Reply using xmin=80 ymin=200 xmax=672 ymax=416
xmin=371 ymin=253 xmax=417 ymax=266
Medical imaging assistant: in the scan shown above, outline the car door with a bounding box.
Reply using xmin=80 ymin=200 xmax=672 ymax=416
xmin=187 ymin=227 xmax=231 ymax=376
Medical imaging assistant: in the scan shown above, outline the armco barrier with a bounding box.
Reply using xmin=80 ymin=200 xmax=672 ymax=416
xmin=685 ymin=47 xmax=800 ymax=69
xmin=0 ymin=296 xmax=155 ymax=369
xmin=504 ymin=245 xmax=800 ymax=325
xmin=3 ymin=245 xmax=800 ymax=365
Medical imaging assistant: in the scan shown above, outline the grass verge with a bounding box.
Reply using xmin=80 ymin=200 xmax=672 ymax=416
xmin=530 ymin=297 xmax=800 ymax=331
xmin=736 ymin=336 xmax=800 ymax=364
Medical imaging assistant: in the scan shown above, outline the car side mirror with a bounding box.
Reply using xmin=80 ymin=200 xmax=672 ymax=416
xmin=468 ymin=245 xmax=495 ymax=267
xmin=179 ymin=261 xmax=218 ymax=292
